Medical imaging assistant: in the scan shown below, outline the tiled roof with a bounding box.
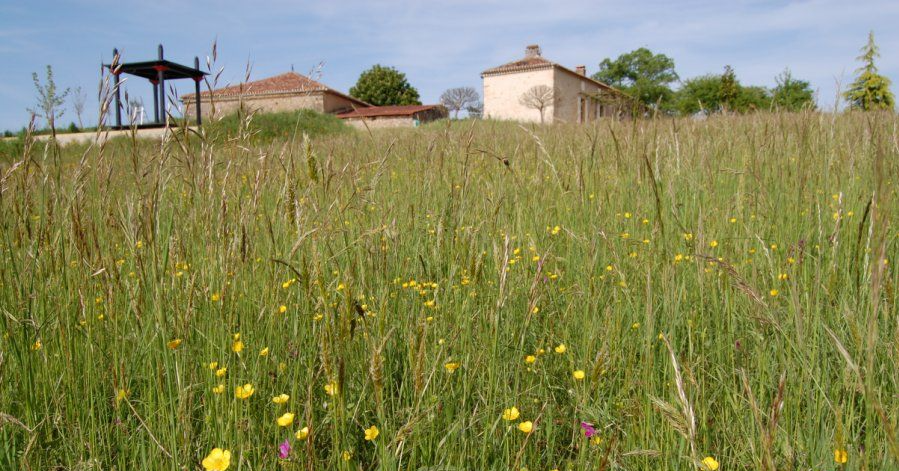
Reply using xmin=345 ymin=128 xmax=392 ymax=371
xmin=481 ymin=48 xmax=622 ymax=94
xmin=181 ymin=72 xmax=369 ymax=106
xmin=480 ymin=56 xmax=555 ymax=75
xmin=337 ymin=104 xmax=445 ymax=119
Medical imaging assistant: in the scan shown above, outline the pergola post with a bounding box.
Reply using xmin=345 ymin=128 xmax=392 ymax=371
xmin=194 ymin=56 xmax=202 ymax=126
xmin=157 ymin=44 xmax=166 ymax=125
xmin=112 ymin=48 xmax=122 ymax=128
xmin=152 ymin=80 xmax=159 ymax=122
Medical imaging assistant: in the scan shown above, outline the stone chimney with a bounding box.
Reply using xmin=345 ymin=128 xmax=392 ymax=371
xmin=576 ymin=65 xmax=586 ymax=76
xmin=525 ymin=44 xmax=541 ymax=58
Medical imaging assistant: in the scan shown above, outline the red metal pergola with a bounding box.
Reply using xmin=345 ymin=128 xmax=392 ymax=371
xmin=105 ymin=44 xmax=208 ymax=129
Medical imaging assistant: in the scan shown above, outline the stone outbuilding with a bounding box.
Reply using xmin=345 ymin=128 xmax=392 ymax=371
xmin=481 ymin=45 xmax=635 ymax=123
xmin=181 ymin=72 xmax=369 ymax=119
xmin=337 ymin=105 xmax=447 ymax=129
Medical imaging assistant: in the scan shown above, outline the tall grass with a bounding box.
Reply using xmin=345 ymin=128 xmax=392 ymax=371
xmin=0 ymin=110 xmax=897 ymax=471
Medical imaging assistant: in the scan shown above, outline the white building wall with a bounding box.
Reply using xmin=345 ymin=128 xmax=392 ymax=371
xmin=482 ymin=68 xmax=555 ymax=123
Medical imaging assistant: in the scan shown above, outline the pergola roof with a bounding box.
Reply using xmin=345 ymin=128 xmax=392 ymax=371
xmin=106 ymin=59 xmax=207 ymax=81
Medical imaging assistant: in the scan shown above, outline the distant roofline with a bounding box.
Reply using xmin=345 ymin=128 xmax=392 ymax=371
xmin=180 ymin=72 xmax=370 ymax=108
xmin=337 ymin=104 xmax=445 ymax=119
xmin=481 ymin=45 xmax=630 ymax=98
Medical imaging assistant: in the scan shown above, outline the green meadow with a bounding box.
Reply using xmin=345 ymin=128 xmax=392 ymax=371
xmin=0 ymin=111 xmax=897 ymax=470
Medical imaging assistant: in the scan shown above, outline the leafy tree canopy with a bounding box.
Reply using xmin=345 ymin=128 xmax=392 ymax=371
xmin=844 ymin=31 xmax=894 ymax=111
xmin=675 ymin=68 xmax=771 ymax=116
xmin=592 ymin=48 xmax=678 ymax=109
xmin=349 ymin=65 xmax=421 ymax=106
xmin=772 ymin=69 xmax=815 ymax=111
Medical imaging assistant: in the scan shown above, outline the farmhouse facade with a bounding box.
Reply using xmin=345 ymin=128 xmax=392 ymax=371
xmin=481 ymin=45 xmax=634 ymax=123
xmin=337 ymin=104 xmax=447 ymax=129
xmin=181 ymin=72 xmax=369 ymax=119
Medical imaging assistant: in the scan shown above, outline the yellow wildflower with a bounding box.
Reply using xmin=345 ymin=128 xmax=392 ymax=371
xmin=502 ymin=407 xmax=520 ymax=421
xmin=272 ymin=394 xmax=289 ymax=404
xmin=31 ymin=340 xmax=42 ymax=351
xmin=769 ymin=289 xmax=779 ymax=297
xmin=235 ymin=383 xmax=255 ymax=399
xmin=259 ymin=347 xmax=269 ymax=357
xmin=524 ymin=355 xmax=536 ymax=364
xmin=834 ymin=449 xmax=848 ymax=464
xmin=444 ymin=362 xmax=461 ymax=373
xmin=276 ymin=412 xmax=295 ymax=427
xmin=701 ymin=456 xmax=719 ymax=471
xmin=215 ymin=367 xmax=227 ymax=377
xmin=278 ymin=305 xmax=287 ymax=314
xmin=364 ymin=425 xmax=379 ymax=441
xmin=212 ymin=384 xmax=225 ymax=394
xmin=202 ymin=448 xmax=231 ymax=471
xmin=573 ymin=370 xmax=586 ymax=380
xmin=518 ymin=421 xmax=534 ymax=433
xmin=167 ymin=338 xmax=182 ymax=350
xmin=554 ymin=344 xmax=567 ymax=354
xmin=324 ymin=381 xmax=338 ymax=396
xmin=295 ymin=426 xmax=310 ymax=440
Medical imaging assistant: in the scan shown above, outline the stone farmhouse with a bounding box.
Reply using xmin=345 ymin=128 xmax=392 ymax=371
xmin=181 ymin=72 xmax=370 ymax=120
xmin=337 ymin=105 xmax=448 ymax=129
xmin=481 ymin=45 xmax=635 ymax=123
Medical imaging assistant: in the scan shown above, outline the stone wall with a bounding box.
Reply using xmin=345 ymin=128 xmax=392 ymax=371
xmin=342 ymin=116 xmax=415 ymax=129
xmin=182 ymin=92 xmax=325 ymax=119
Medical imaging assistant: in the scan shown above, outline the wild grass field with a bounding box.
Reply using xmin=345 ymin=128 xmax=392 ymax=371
xmin=0 ymin=111 xmax=897 ymax=471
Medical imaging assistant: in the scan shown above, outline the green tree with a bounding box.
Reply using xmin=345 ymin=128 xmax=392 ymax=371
xmin=844 ymin=31 xmax=894 ymax=111
xmin=719 ymin=65 xmax=739 ymax=110
xmin=349 ymin=65 xmax=421 ymax=106
xmin=28 ymin=65 xmax=70 ymax=130
xmin=592 ymin=48 xmax=678 ymax=110
xmin=734 ymin=85 xmax=771 ymax=112
xmin=675 ymin=72 xmax=771 ymax=115
xmin=772 ymin=69 xmax=815 ymax=111
xmin=675 ymin=75 xmax=722 ymax=115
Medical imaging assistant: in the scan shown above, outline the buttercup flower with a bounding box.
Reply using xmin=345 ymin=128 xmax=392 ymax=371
xmin=202 ymin=448 xmax=231 ymax=471
xmin=834 ymin=449 xmax=848 ymax=464
xmin=276 ymin=412 xmax=295 ymax=427
xmin=518 ymin=421 xmax=533 ymax=433
xmin=573 ymin=370 xmax=586 ymax=380
xmin=701 ymin=456 xmax=719 ymax=471
xmin=502 ymin=406 xmax=520 ymax=421
xmin=324 ymin=381 xmax=338 ymax=396
xmin=212 ymin=384 xmax=225 ymax=394
xmin=235 ymin=383 xmax=255 ymax=399
xmin=364 ymin=425 xmax=380 ymax=441
xmin=444 ymin=362 xmax=461 ymax=373
xmin=167 ymin=338 xmax=182 ymax=350
xmin=295 ymin=426 xmax=310 ymax=440
xmin=554 ymin=344 xmax=566 ymax=354
xmin=272 ymin=394 xmax=289 ymax=404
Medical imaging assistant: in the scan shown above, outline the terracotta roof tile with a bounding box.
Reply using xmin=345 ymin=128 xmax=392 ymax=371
xmin=337 ymin=104 xmax=445 ymax=119
xmin=480 ymin=56 xmax=554 ymax=75
xmin=181 ymin=72 xmax=370 ymax=107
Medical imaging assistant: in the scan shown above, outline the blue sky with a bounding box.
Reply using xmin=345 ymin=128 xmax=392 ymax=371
xmin=1 ymin=0 xmax=897 ymax=130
